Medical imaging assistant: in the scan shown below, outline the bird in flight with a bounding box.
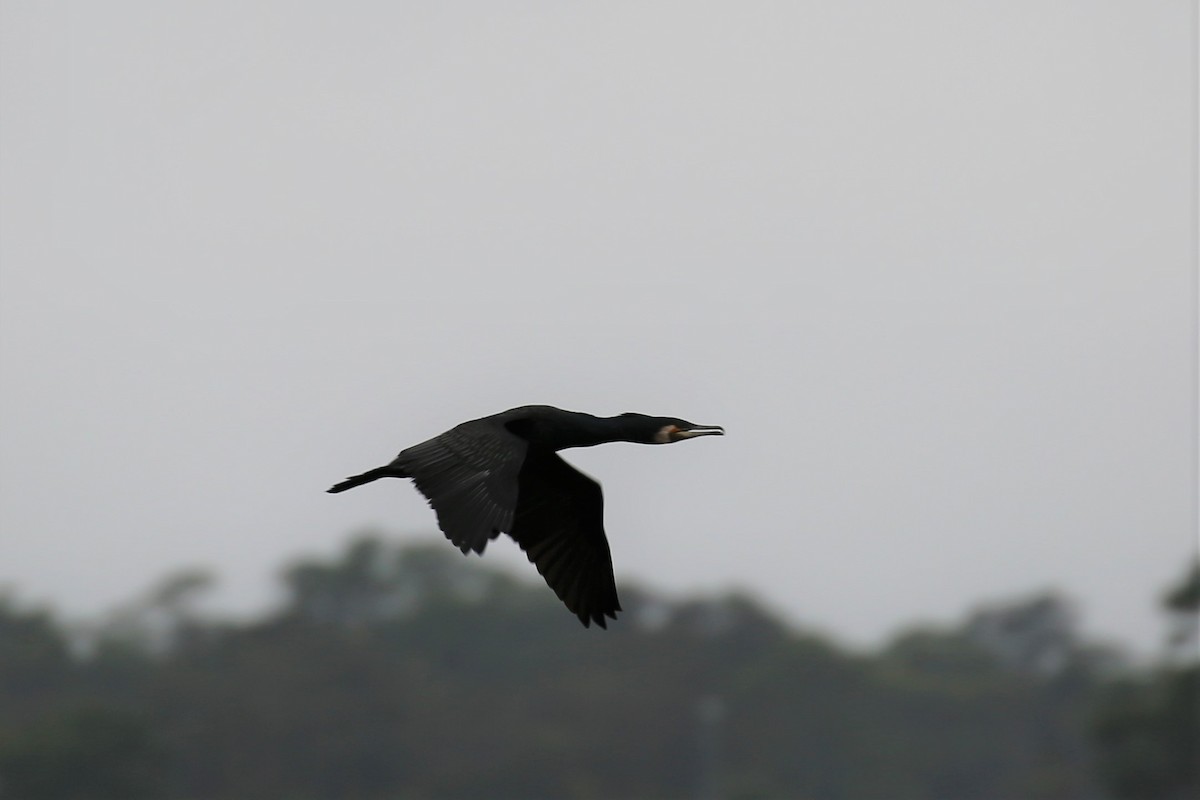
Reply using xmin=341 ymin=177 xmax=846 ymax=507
xmin=328 ymin=405 xmax=724 ymax=628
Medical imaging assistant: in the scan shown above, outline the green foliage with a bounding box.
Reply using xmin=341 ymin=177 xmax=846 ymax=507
xmin=1163 ymin=559 xmax=1200 ymax=614
xmin=0 ymin=539 xmax=1187 ymax=799
xmin=0 ymin=706 xmax=165 ymax=800
xmin=1091 ymin=666 xmax=1199 ymax=800
xmin=0 ymin=596 xmax=77 ymax=726
xmin=1089 ymin=558 xmax=1200 ymax=800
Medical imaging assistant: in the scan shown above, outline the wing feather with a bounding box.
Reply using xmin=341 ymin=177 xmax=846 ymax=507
xmin=508 ymin=450 xmax=620 ymax=627
xmin=395 ymin=421 xmax=526 ymax=554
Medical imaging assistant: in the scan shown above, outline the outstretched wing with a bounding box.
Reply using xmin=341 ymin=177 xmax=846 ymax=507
xmin=508 ymin=450 xmax=620 ymax=628
xmin=395 ymin=419 xmax=527 ymax=555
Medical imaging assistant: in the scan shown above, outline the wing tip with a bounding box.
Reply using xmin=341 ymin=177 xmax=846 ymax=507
xmin=578 ymin=607 xmax=619 ymax=630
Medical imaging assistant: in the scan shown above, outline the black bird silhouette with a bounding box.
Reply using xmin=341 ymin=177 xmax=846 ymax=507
xmin=328 ymin=405 xmax=724 ymax=627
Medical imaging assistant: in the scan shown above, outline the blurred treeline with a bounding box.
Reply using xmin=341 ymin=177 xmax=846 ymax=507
xmin=0 ymin=535 xmax=1195 ymax=800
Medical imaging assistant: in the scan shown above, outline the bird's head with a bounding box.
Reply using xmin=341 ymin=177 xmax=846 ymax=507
xmin=618 ymin=413 xmax=725 ymax=445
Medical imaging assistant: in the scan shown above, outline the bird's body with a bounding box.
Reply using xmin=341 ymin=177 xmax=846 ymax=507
xmin=328 ymin=405 xmax=723 ymax=627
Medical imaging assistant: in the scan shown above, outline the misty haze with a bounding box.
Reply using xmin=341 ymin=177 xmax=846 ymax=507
xmin=0 ymin=2 xmax=1195 ymax=799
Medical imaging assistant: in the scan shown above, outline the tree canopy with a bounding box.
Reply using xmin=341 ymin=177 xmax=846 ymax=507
xmin=0 ymin=536 xmax=1193 ymax=799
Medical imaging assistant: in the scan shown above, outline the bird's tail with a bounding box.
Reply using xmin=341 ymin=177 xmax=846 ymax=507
xmin=326 ymin=465 xmax=405 ymax=493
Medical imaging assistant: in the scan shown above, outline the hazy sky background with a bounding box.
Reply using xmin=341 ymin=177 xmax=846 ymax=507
xmin=1 ymin=2 xmax=1195 ymax=653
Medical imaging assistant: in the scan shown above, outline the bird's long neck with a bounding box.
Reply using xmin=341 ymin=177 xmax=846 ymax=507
xmin=511 ymin=411 xmax=642 ymax=450
xmin=561 ymin=415 xmax=644 ymax=449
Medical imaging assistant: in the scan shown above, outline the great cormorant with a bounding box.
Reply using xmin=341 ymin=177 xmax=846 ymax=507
xmin=327 ymin=405 xmax=724 ymax=627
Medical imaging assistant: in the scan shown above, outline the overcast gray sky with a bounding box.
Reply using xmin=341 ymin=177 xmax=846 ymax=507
xmin=1 ymin=1 xmax=1195 ymax=653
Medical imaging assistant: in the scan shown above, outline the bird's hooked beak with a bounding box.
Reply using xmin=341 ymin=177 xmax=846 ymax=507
xmin=673 ymin=424 xmax=725 ymax=441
